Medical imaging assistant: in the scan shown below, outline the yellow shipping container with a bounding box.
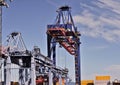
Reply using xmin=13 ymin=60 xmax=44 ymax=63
xmin=81 ymin=80 xmax=94 ymax=85
xmin=96 ymin=76 xmax=110 ymax=80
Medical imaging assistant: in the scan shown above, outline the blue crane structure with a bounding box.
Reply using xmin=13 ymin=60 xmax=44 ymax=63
xmin=0 ymin=1 xmax=71 ymax=85
xmin=0 ymin=1 xmax=69 ymax=85
xmin=47 ymin=6 xmax=81 ymax=85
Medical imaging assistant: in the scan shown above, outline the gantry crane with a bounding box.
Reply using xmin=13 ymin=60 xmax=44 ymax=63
xmin=1 ymin=32 xmax=69 ymax=85
xmin=2 ymin=32 xmax=34 ymax=85
xmin=0 ymin=1 xmax=71 ymax=85
xmin=47 ymin=6 xmax=81 ymax=85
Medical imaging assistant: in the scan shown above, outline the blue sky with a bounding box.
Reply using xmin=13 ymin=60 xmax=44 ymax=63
xmin=2 ymin=0 xmax=120 ymax=82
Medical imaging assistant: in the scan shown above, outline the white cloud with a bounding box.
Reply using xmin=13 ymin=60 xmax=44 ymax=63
xmin=74 ymin=10 xmax=102 ymax=29
xmin=80 ymin=3 xmax=96 ymax=11
xmin=73 ymin=10 xmax=102 ymax=38
xmin=96 ymin=0 xmax=120 ymax=15
xmin=99 ymin=16 xmax=120 ymax=28
xmin=73 ymin=0 xmax=120 ymax=43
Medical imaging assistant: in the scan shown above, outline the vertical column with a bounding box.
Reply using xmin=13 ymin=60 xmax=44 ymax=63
xmin=0 ymin=6 xmax=2 ymax=58
xmin=47 ymin=34 xmax=52 ymax=59
xmin=1 ymin=59 xmax=3 ymax=82
xmin=31 ymin=56 xmax=36 ymax=85
xmin=75 ymin=39 xmax=81 ymax=85
xmin=59 ymin=74 xmax=62 ymax=85
xmin=52 ymin=43 xmax=56 ymax=65
xmin=6 ymin=56 xmax=11 ymax=85
xmin=25 ymin=69 xmax=28 ymax=82
xmin=49 ymin=69 xmax=53 ymax=85
xmin=19 ymin=69 xmax=24 ymax=85
xmin=0 ymin=6 xmax=2 ymax=83
xmin=65 ymin=76 xmax=67 ymax=85
xmin=4 ymin=59 xmax=6 ymax=85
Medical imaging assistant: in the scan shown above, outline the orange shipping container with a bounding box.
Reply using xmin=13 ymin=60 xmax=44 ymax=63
xmin=96 ymin=76 xmax=110 ymax=80
xmin=81 ymin=80 xmax=94 ymax=85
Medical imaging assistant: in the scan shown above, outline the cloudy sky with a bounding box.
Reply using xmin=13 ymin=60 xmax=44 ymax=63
xmin=74 ymin=0 xmax=120 ymax=81
xmin=2 ymin=0 xmax=120 ymax=82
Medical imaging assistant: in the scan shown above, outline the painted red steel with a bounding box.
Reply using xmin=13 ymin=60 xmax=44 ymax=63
xmin=47 ymin=27 xmax=76 ymax=55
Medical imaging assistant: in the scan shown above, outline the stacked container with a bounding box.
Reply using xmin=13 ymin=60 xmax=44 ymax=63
xmin=81 ymin=80 xmax=94 ymax=85
xmin=95 ymin=76 xmax=110 ymax=85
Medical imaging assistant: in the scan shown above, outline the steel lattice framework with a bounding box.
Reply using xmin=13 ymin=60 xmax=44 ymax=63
xmin=1 ymin=32 xmax=69 ymax=85
xmin=47 ymin=6 xmax=81 ymax=85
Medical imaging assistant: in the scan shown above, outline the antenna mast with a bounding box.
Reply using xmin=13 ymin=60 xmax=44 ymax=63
xmin=0 ymin=0 xmax=13 ymax=58
xmin=0 ymin=0 xmax=13 ymax=81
